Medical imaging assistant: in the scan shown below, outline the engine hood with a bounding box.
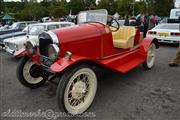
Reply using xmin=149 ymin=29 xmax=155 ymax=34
xmin=38 ymin=23 xmax=108 ymax=59
xmin=4 ymin=36 xmax=27 ymax=44
xmin=54 ymin=23 xmax=107 ymax=59
xmin=52 ymin=23 xmax=105 ymax=44
xmin=4 ymin=35 xmax=38 ymax=44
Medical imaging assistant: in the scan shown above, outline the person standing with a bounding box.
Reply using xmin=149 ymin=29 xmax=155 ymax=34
xmin=143 ymin=13 xmax=149 ymax=37
xmin=148 ymin=14 xmax=158 ymax=30
xmin=124 ymin=16 xmax=129 ymax=26
xmin=169 ymin=42 xmax=180 ymax=67
xmin=136 ymin=12 xmax=145 ymax=33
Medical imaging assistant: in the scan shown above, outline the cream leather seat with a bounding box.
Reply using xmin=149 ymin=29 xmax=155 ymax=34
xmin=112 ymin=26 xmax=136 ymax=49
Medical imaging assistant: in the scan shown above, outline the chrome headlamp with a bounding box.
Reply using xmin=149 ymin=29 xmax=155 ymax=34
xmin=5 ymin=42 xmax=17 ymax=50
xmin=48 ymin=44 xmax=60 ymax=61
xmin=25 ymin=41 xmax=36 ymax=55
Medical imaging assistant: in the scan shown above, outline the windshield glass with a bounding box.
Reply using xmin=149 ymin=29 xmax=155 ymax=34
xmin=28 ymin=25 xmax=45 ymax=35
xmin=155 ymin=24 xmax=179 ymax=30
xmin=22 ymin=26 xmax=29 ymax=32
xmin=10 ymin=23 xmax=19 ymax=29
xmin=78 ymin=9 xmax=108 ymax=25
xmin=0 ymin=25 xmax=9 ymax=31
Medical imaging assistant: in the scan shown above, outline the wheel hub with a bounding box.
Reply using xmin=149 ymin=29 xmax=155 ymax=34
xmin=29 ymin=65 xmax=42 ymax=78
xmin=71 ymin=81 xmax=86 ymax=99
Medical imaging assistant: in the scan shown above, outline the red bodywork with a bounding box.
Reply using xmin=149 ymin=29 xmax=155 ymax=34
xmin=17 ymin=23 xmax=158 ymax=73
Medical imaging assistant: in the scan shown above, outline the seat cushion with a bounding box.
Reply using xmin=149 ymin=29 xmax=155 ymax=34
xmin=112 ymin=26 xmax=136 ymax=48
xmin=113 ymin=39 xmax=129 ymax=48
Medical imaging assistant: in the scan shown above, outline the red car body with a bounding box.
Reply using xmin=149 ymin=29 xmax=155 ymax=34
xmin=16 ymin=23 xmax=158 ymax=73
xmin=16 ymin=9 xmax=159 ymax=115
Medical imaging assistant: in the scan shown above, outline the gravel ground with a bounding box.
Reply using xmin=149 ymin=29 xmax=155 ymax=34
xmin=0 ymin=44 xmax=180 ymax=120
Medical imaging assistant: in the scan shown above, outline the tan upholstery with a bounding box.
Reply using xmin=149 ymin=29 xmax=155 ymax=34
xmin=112 ymin=26 xmax=136 ymax=48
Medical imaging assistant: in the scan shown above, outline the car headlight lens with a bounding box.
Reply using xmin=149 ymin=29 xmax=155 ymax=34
xmin=25 ymin=41 xmax=36 ymax=55
xmin=48 ymin=44 xmax=60 ymax=61
xmin=5 ymin=42 xmax=17 ymax=50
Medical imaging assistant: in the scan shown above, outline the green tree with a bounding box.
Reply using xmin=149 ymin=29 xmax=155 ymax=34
xmin=4 ymin=2 xmax=25 ymax=14
xmin=97 ymin=0 xmax=117 ymax=15
xmin=84 ymin=0 xmax=96 ymax=10
xmin=49 ymin=0 xmax=68 ymax=18
xmin=68 ymin=0 xmax=85 ymax=15
xmin=134 ymin=1 xmax=147 ymax=14
xmin=116 ymin=0 xmax=133 ymax=16
xmin=50 ymin=6 xmax=68 ymax=18
xmin=146 ymin=0 xmax=173 ymax=16
xmin=0 ymin=0 xmax=4 ymax=14
xmin=19 ymin=2 xmax=47 ymax=20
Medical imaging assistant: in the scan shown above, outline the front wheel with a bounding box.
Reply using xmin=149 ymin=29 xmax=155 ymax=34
xmin=56 ymin=64 xmax=97 ymax=115
xmin=143 ymin=43 xmax=156 ymax=69
xmin=16 ymin=55 xmax=46 ymax=89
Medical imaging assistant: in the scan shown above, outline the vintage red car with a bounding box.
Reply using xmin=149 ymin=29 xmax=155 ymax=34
xmin=16 ymin=10 xmax=158 ymax=115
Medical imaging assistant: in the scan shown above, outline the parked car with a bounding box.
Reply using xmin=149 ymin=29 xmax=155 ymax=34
xmin=16 ymin=9 xmax=158 ymax=115
xmin=0 ymin=25 xmax=10 ymax=31
xmin=0 ymin=25 xmax=31 ymax=48
xmin=0 ymin=21 xmax=37 ymax=35
xmin=147 ymin=23 xmax=180 ymax=43
xmin=4 ymin=22 xmax=74 ymax=55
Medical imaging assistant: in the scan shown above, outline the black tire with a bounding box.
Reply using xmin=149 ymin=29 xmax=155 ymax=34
xmin=143 ymin=43 xmax=156 ymax=70
xmin=56 ymin=64 xmax=97 ymax=115
xmin=16 ymin=55 xmax=46 ymax=89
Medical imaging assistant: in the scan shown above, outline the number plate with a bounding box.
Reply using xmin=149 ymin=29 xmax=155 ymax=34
xmin=158 ymin=32 xmax=169 ymax=37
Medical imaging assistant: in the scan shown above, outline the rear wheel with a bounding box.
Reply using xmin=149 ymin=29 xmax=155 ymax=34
xmin=17 ymin=55 xmax=46 ymax=89
xmin=143 ymin=43 xmax=156 ymax=69
xmin=56 ymin=64 xmax=97 ymax=115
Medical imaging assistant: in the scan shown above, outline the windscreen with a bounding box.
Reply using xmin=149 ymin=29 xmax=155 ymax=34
xmin=10 ymin=23 xmax=19 ymax=29
xmin=29 ymin=25 xmax=45 ymax=35
xmin=78 ymin=9 xmax=108 ymax=25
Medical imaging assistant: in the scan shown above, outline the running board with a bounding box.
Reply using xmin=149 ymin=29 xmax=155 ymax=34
xmin=101 ymin=49 xmax=146 ymax=73
xmin=116 ymin=58 xmax=144 ymax=73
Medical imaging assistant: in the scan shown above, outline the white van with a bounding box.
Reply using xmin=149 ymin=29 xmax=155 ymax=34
xmin=170 ymin=9 xmax=180 ymax=19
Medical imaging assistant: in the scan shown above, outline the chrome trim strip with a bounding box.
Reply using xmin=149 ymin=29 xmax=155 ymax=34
xmin=101 ymin=46 xmax=140 ymax=60
xmin=47 ymin=31 xmax=59 ymax=44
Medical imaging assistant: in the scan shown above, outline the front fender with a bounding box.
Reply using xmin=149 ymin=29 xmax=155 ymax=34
xmin=140 ymin=37 xmax=159 ymax=53
xmin=14 ymin=48 xmax=41 ymax=65
xmin=50 ymin=55 xmax=97 ymax=73
xmin=13 ymin=47 xmax=26 ymax=57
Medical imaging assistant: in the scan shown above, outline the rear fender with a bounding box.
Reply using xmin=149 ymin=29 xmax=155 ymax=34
xmin=140 ymin=37 xmax=159 ymax=53
xmin=50 ymin=55 xmax=97 ymax=73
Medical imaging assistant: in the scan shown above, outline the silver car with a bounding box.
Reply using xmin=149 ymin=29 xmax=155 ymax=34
xmin=4 ymin=22 xmax=74 ymax=54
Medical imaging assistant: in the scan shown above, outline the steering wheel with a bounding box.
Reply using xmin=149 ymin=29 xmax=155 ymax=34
xmin=107 ymin=16 xmax=120 ymax=32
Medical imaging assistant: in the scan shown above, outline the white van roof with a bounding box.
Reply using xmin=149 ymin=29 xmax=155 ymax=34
xmin=170 ymin=9 xmax=180 ymax=19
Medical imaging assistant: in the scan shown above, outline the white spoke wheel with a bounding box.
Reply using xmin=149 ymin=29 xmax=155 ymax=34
xmin=17 ymin=55 xmax=46 ymax=89
xmin=143 ymin=43 xmax=156 ymax=69
xmin=57 ymin=64 xmax=97 ymax=115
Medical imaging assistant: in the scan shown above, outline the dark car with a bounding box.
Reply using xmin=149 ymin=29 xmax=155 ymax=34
xmin=0 ymin=26 xmax=28 ymax=41
xmin=0 ymin=21 xmax=37 ymax=35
